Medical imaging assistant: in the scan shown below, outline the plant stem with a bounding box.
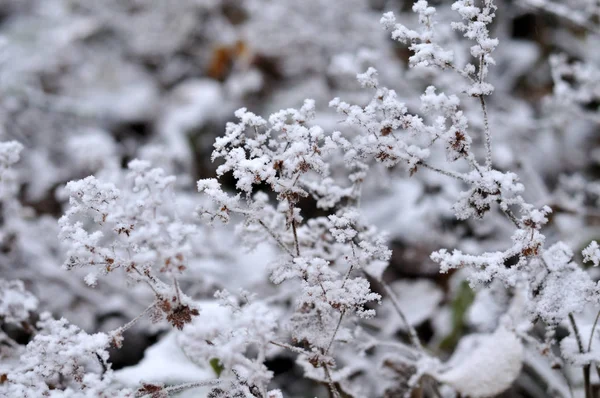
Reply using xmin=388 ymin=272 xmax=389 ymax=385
xmin=114 ymin=301 xmax=157 ymax=335
xmin=569 ymin=313 xmax=591 ymax=398
xmin=326 ymin=311 xmax=345 ymax=355
xmin=588 ymin=309 xmax=600 ymax=352
xmin=419 ymin=161 xmax=470 ymax=183
xmin=292 ymin=219 xmax=300 ymax=257
xmin=380 ymin=279 xmax=423 ymax=351
xmin=163 ymin=380 xmax=222 ymax=395
xmin=257 ymin=219 xmax=295 ymax=258
xmin=479 ymin=95 xmax=492 ymax=170
xmin=323 ymin=363 xmax=341 ymax=398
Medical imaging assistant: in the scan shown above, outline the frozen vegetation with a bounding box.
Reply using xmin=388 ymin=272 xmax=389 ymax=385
xmin=1 ymin=0 xmax=600 ymax=397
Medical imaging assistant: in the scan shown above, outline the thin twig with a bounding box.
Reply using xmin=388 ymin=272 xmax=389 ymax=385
xmin=323 ymin=363 xmax=341 ymax=398
xmin=272 ymin=339 xmax=341 ymax=398
xmin=370 ymin=341 xmax=420 ymax=359
xmin=291 ymin=219 xmax=300 ymax=257
xmin=380 ymin=279 xmax=423 ymax=351
xmin=173 ymin=276 xmax=182 ymax=304
xmin=568 ymin=314 xmax=584 ymax=354
xmin=569 ymin=313 xmax=591 ymax=398
xmin=129 ymin=266 xmax=160 ymax=295
xmin=425 ymin=375 xmax=444 ymax=398
xmin=588 ymin=310 xmax=600 ymax=352
xmin=114 ymin=301 xmax=157 ymax=335
xmin=419 ymin=162 xmax=470 ymax=183
xmin=257 ymin=219 xmax=295 ymax=258
xmin=269 ymin=340 xmax=311 ymax=356
xmin=467 ymin=153 xmax=484 ymax=177
xmin=444 ymin=62 xmax=476 ymax=83
xmin=163 ymin=380 xmax=222 ymax=395
xmin=326 ymin=311 xmax=346 ymax=355
xmin=588 ymin=310 xmax=600 ymax=394
xmin=344 ymin=242 xmax=359 ymax=288
xmin=479 ymin=95 xmax=492 ymax=170
xmin=501 ymin=206 xmax=521 ymax=228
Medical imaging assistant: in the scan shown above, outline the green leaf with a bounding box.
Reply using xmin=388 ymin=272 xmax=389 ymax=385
xmin=439 ymin=280 xmax=475 ymax=351
xmin=209 ymin=358 xmax=224 ymax=377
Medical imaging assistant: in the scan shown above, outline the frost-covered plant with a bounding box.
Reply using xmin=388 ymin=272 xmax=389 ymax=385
xmin=194 ymin=1 xmax=600 ymax=396
xmin=58 ymin=159 xmax=213 ymax=332
xmin=2 ymin=1 xmax=600 ymax=397
xmin=196 ymin=99 xmax=393 ymax=396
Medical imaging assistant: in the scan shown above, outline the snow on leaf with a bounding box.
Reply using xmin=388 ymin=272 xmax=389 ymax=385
xmin=435 ymin=326 xmax=523 ymax=397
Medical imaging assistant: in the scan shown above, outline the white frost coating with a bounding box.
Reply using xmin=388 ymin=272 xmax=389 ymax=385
xmin=159 ymin=79 xmax=226 ymax=162
xmin=67 ymin=129 xmax=117 ymax=171
xmin=467 ymin=285 xmax=508 ymax=332
xmin=436 ymin=326 xmax=523 ymax=397
xmin=0 ymin=279 xmax=38 ymax=324
xmin=0 ymin=140 xmax=23 ymax=168
xmin=115 ymin=331 xmax=213 ymax=386
xmin=583 ymin=241 xmax=600 ymax=267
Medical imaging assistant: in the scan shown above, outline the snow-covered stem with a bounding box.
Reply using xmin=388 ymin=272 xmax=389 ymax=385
xmin=326 ymin=310 xmax=346 ymax=355
xmin=3 ymin=1 xmax=600 ymax=396
xmin=380 ymin=279 xmax=423 ymax=351
xmin=257 ymin=219 xmax=295 ymax=258
xmin=164 ymin=380 xmax=223 ymax=393
xmin=323 ymin=363 xmax=342 ymax=398
xmin=419 ymin=162 xmax=470 ymax=183
xmin=138 ymin=380 xmax=223 ymax=397
xmin=501 ymin=206 xmax=522 ymax=228
xmin=588 ymin=312 xmax=600 ymax=358
xmin=291 ymin=219 xmax=301 ymax=257
xmin=479 ymin=95 xmax=492 ymax=170
xmin=269 ymin=340 xmax=312 ymax=356
xmin=113 ymin=301 xmax=157 ymax=336
xmin=570 ymin=313 xmax=591 ymax=398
